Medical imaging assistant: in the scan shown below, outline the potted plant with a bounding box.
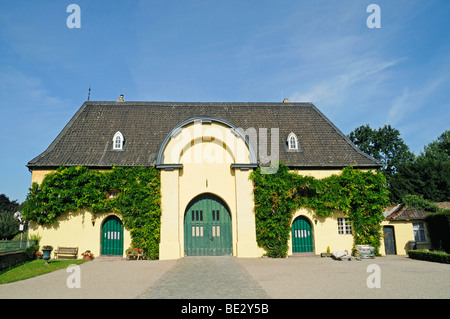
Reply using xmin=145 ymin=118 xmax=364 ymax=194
xmin=321 ymin=246 xmax=332 ymax=258
xmin=35 ymin=251 xmax=43 ymax=259
xmin=81 ymin=250 xmax=94 ymax=260
xmin=41 ymin=245 xmax=53 ymax=265
xmin=126 ymin=246 xmax=143 ymax=260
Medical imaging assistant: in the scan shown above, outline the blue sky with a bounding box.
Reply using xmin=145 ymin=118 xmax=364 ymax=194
xmin=0 ymin=1 xmax=449 ymax=203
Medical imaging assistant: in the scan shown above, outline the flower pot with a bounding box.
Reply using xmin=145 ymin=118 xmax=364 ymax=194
xmin=83 ymin=255 xmax=92 ymax=260
xmin=42 ymin=249 xmax=52 ymax=265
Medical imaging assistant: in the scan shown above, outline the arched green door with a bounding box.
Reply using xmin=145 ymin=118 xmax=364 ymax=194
xmin=292 ymin=216 xmax=314 ymax=253
xmin=184 ymin=194 xmax=232 ymax=256
xmin=101 ymin=216 xmax=124 ymax=255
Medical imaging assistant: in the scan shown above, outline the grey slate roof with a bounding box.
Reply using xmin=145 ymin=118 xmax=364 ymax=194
xmin=27 ymin=101 xmax=381 ymax=169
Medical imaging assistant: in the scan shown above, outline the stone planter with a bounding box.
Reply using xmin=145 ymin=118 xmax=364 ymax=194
xmin=42 ymin=249 xmax=52 ymax=265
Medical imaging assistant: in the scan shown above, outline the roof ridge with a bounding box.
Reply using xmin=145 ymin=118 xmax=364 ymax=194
xmin=83 ymin=101 xmax=315 ymax=106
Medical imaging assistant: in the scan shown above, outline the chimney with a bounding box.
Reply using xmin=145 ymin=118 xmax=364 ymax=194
xmin=117 ymin=94 xmax=124 ymax=102
xmin=283 ymin=98 xmax=290 ymax=103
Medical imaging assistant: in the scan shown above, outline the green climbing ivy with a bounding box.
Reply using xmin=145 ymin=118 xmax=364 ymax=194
xmin=23 ymin=163 xmax=389 ymax=260
xmin=22 ymin=166 xmax=161 ymax=259
xmin=250 ymin=163 xmax=389 ymax=258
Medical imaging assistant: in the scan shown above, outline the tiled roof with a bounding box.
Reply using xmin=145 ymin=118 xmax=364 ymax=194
xmin=435 ymin=202 xmax=450 ymax=210
xmin=27 ymin=101 xmax=381 ymax=169
xmin=384 ymin=205 xmax=429 ymax=221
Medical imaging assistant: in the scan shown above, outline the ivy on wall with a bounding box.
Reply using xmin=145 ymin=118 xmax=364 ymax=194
xmin=22 ymin=166 xmax=161 ymax=259
xmin=23 ymin=164 xmax=389 ymax=260
xmin=250 ymin=163 xmax=389 ymax=258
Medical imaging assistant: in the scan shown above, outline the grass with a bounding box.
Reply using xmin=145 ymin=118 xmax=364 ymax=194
xmin=0 ymin=259 xmax=88 ymax=284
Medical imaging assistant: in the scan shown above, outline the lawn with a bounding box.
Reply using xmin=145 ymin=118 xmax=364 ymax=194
xmin=0 ymin=259 xmax=88 ymax=284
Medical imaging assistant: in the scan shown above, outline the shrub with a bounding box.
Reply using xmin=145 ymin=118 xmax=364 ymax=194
xmin=0 ymin=212 xmax=20 ymax=240
xmin=408 ymin=249 xmax=450 ymax=264
xmin=425 ymin=211 xmax=450 ymax=254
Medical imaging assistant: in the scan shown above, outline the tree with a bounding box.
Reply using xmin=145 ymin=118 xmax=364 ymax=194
xmin=0 ymin=194 xmax=21 ymax=240
xmin=423 ymin=130 xmax=450 ymax=160
xmin=0 ymin=212 xmax=20 ymax=240
xmin=348 ymin=124 xmax=415 ymax=181
xmin=0 ymin=194 xmax=20 ymax=214
xmin=390 ymin=130 xmax=450 ymax=202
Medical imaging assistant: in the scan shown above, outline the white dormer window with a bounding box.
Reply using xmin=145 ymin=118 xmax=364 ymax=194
xmin=287 ymin=133 xmax=298 ymax=150
xmin=113 ymin=131 xmax=124 ymax=150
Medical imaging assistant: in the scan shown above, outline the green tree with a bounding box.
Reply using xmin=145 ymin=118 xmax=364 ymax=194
xmin=0 ymin=194 xmax=20 ymax=214
xmin=0 ymin=212 xmax=20 ymax=240
xmin=348 ymin=124 xmax=415 ymax=178
xmin=0 ymin=194 xmax=21 ymax=240
xmin=390 ymin=130 xmax=450 ymax=202
xmin=423 ymin=130 xmax=450 ymax=159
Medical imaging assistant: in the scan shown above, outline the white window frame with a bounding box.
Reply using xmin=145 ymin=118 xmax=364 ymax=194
xmin=287 ymin=133 xmax=298 ymax=150
xmin=113 ymin=131 xmax=124 ymax=150
xmin=338 ymin=218 xmax=352 ymax=235
xmin=413 ymin=222 xmax=426 ymax=242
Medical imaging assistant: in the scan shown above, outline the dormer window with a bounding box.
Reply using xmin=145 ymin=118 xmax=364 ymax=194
xmin=287 ymin=133 xmax=298 ymax=151
xmin=113 ymin=131 xmax=124 ymax=150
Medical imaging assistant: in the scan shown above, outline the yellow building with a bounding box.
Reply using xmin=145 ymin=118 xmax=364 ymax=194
xmin=380 ymin=204 xmax=431 ymax=255
xmin=26 ymin=98 xmax=382 ymax=260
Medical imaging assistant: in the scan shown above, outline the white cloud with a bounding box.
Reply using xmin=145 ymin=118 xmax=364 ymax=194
xmin=289 ymin=58 xmax=400 ymax=115
xmin=386 ymin=75 xmax=446 ymax=126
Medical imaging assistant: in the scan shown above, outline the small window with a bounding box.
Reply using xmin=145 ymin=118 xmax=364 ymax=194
xmin=113 ymin=131 xmax=124 ymax=150
xmin=338 ymin=218 xmax=352 ymax=235
xmin=107 ymin=189 xmax=119 ymax=199
xmin=413 ymin=223 xmax=426 ymax=242
xmin=287 ymin=133 xmax=298 ymax=150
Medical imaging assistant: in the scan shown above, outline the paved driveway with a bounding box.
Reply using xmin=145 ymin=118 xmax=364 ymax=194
xmin=0 ymin=255 xmax=448 ymax=299
xmin=237 ymin=255 xmax=450 ymax=299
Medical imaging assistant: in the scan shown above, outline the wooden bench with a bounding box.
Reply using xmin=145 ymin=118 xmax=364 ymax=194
xmin=54 ymin=247 xmax=78 ymax=259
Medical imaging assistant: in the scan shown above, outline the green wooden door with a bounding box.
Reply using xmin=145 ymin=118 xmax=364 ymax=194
xmin=292 ymin=216 xmax=314 ymax=253
xmin=101 ymin=216 xmax=124 ymax=255
xmin=184 ymin=194 xmax=232 ymax=256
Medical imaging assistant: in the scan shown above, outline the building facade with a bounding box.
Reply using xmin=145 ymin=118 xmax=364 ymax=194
xmin=27 ymin=99 xmax=382 ymax=260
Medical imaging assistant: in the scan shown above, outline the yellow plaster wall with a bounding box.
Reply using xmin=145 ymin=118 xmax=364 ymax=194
xmin=29 ymin=169 xmax=131 ymax=258
xmin=29 ymin=210 xmax=131 ymax=259
xmin=159 ymin=121 xmax=259 ymax=260
xmin=379 ymin=220 xmax=431 ymax=255
xmin=288 ymin=208 xmax=354 ymax=255
xmin=293 ymin=169 xmax=343 ymax=179
xmin=31 ymin=169 xmax=54 ymax=185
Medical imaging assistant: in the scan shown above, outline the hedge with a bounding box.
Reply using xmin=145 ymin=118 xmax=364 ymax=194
xmin=425 ymin=211 xmax=450 ymax=254
xmin=408 ymin=249 xmax=450 ymax=264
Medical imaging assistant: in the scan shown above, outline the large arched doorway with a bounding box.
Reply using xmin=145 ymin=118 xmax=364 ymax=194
xmin=292 ymin=216 xmax=314 ymax=253
xmin=184 ymin=193 xmax=232 ymax=256
xmin=101 ymin=216 xmax=124 ymax=255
